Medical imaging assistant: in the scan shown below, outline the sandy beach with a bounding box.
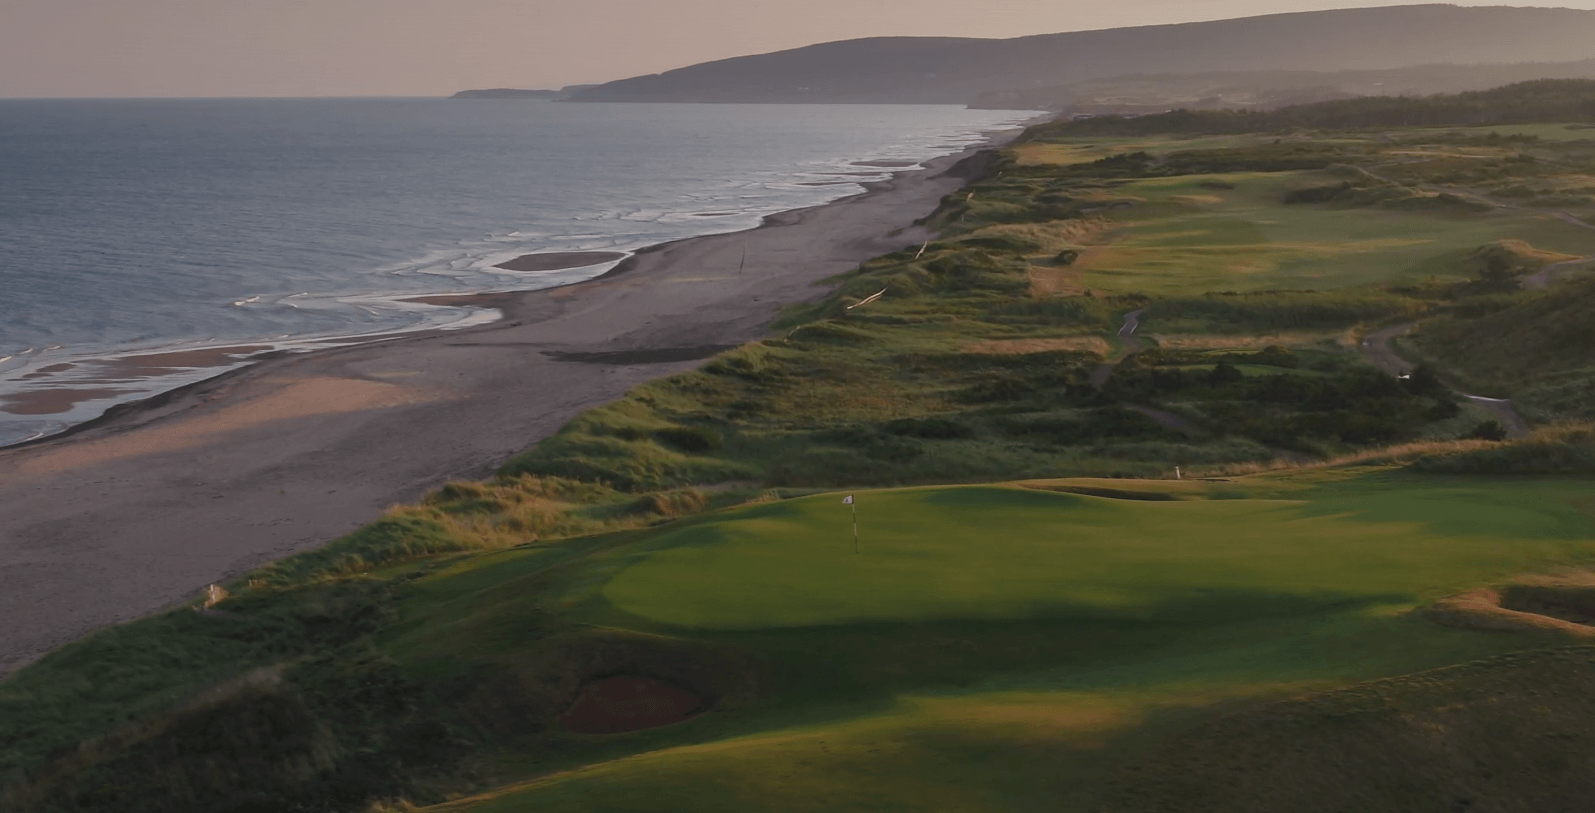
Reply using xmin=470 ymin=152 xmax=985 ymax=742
xmin=0 ymin=142 xmax=1004 ymax=675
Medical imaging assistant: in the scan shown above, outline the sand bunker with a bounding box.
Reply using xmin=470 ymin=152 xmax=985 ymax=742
xmin=560 ymin=676 xmax=705 ymax=735
xmin=1425 ymin=573 xmax=1595 ymax=637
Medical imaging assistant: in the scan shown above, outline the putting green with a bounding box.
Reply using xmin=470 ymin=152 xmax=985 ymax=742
xmin=601 ymin=481 xmax=1595 ymax=629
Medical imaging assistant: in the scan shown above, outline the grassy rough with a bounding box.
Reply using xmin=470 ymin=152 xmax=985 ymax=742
xmin=1103 ymin=647 xmax=1595 ymax=813
xmin=1416 ymin=276 xmax=1595 ymax=422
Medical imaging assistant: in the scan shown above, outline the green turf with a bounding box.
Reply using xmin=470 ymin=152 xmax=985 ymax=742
xmin=1417 ymin=123 xmax=1595 ymax=142
xmin=1071 ymin=172 xmax=1595 ymax=295
xmin=419 ymin=471 xmax=1595 ymax=813
xmin=597 ymin=482 xmax=1592 ymax=630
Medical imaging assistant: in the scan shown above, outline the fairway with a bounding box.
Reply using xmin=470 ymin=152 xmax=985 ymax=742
xmin=1422 ymin=123 xmax=1595 ymax=142
xmin=1070 ymin=173 xmax=1595 ymax=294
xmin=423 ymin=473 xmax=1595 ymax=813
xmin=599 ymin=480 xmax=1595 ymax=629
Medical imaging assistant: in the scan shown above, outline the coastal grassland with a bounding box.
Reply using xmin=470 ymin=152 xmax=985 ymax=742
xmin=405 ymin=471 xmax=1595 ymax=813
xmin=495 ymin=245 xmax=1287 ymax=491
xmin=16 ymin=95 xmax=1595 ymax=813
xmin=499 ymin=132 xmax=1595 ymax=492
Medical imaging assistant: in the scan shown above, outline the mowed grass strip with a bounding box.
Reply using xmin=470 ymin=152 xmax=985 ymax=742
xmin=597 ymin=478 xmax=1595 ymax=630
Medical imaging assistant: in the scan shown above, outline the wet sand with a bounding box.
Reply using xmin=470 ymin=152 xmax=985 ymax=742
xmin=0 ymin=142 xmax=1007 ymax=676
xmin=0 ymin=389 xmax=134 ymax=416
xmin=493 ymin=251 xmax=629 ymax=273
xmin=0 ymin=346 xmax=275 ymax=415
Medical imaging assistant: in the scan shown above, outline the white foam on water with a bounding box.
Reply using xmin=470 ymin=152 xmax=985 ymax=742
xmin=0 ymin=103 xmax=1041 ymax=447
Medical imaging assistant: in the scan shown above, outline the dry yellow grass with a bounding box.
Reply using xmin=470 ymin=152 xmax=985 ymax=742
xmin=1425 ymin=571 xmax=1595 ymax=638
xmin=964 ymin=219 xmax=1117 ymax=298
xmin=384 ymin=477 xmax=713 ymax=553
xmin=1195 ymin=422 xmax=1595 ymax=479
xmin=962 ymin=336 xmax=1112 ymax=356
xmin=972 ymin=217 xmax=1113 ymax=255
xmin=1167 ymin=194 xmax=1224 ymax=206
xmin=1491 ymin=238 xmax=1581 ymax=266
xmin=1010 ymin=143 xmax=1117 ymax=166
xmin=1027 ymin=266 xmax=1093 ymax=298
xmin=1193 ymin=437 xmax=1507 ymax=478
xmin=1149 ymin=332 xmax=1339 ymax=350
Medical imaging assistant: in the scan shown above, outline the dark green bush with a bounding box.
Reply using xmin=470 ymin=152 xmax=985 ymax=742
xmin=883 ymin=417 xmax=977 ymax=440
xmin=655 ymin=426 xmax=722 ymax=453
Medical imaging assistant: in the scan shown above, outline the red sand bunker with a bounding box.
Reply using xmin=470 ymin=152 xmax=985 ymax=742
xmin=560 ymin=676 xmax=704 ymax=735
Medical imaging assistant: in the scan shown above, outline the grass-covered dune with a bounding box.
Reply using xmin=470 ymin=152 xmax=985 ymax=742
xmin=6 ymin=470 xmax=1595 ymax=812
xmin=1416 ymin=275 xmax=1595 ymax=422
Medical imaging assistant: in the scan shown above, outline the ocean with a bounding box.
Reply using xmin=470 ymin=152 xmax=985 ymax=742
xmin=0 ymin=99 xmax=1034 ymax=446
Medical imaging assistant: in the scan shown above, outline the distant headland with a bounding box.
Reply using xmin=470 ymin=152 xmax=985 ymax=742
xmin=449 ymin=85 xmax=597 ymax=100
xmin=563 ymin=5 xmax=1595 ymax=109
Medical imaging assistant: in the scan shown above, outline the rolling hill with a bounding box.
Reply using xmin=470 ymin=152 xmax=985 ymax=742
xmin=570 ymin=5 xmax=1595 ymax=106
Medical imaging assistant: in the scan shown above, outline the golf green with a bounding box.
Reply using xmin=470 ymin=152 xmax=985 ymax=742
xmin=601 ymin=481 xmax=1595 ymax=629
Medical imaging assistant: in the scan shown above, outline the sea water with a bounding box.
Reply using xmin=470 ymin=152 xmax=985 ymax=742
xmin=0 ymin=99 xmax=1035 ymax=445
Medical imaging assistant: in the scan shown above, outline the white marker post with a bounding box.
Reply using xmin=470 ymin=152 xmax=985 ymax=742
xmin=843 ymin=494 xmax=857 ymax=553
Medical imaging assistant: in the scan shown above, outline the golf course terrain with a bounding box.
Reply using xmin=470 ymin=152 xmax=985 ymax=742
xmin=6 ymin=80 xmax=1595 ymax=812
xmin=405 ymin=473 xmax=1595 ymax=813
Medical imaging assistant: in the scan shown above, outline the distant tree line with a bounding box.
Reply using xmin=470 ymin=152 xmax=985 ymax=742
xmin=1038 ymin=79 xmax=1595 ymax=136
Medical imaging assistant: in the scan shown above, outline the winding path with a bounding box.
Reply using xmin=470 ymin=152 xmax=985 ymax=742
xmin=1359 ymin=323 xmax=1531 ymax=438
xmin=1090 ymin=310 xmax=1207 ymax=437
xmin=1089 ymin=308 xmax=1146 ymax=388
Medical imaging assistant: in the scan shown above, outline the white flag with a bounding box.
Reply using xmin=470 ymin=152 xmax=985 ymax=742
xmin=842 ymin=495 xmax=854 ymax=505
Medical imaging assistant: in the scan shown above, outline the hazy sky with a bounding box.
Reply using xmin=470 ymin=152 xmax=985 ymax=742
xmin=5 ymin=0 xmax=1595 ymax=98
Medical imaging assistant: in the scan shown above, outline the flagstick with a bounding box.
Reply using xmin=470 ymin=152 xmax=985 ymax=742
xmin=852 ymin=500 xmax=859 ymax=554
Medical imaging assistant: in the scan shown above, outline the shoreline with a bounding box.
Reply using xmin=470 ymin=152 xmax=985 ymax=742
xmin=0 ymin=138 xmax=1013 ymax=452
xmin=0 ymin=129 xmax=1022 ymax=676
xmin=0 ymin=251 xmax=633 ymax=451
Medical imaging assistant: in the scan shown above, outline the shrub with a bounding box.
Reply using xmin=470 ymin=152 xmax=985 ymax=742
xmin=956 ymin=234 xmax=1042 ymax=254
xmin=654 ymin=426 xmax=722 ymax=453
xmin=251 ymin=516 xmax=463 ymax=586
xmin=1463 ymin=421 xmax=1508 ymax=441
xmin=630 ymin=488 xmax=710 ymax=518
xmin=1413 ymin=426 xmax=1595 ymax=474
xmin=883 ymin=417 xmax=977 ymax=440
